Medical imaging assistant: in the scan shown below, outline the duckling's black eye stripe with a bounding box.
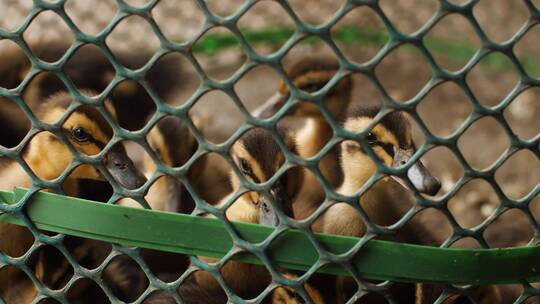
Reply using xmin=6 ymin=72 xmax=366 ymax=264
xmin=61 ymin=128 xmax=106 ymax=149
xmin=245 ymin=169 xmax=260 ymax=184
xmin=375 ymin=142 xmax=395 ymax=158
xmin=298 ymin=81 xmax=328 ymax=92
xmin=92 ymin=139 xmax=106 ymax=149
xmin=283 ymin=287 xmax=295 ymax=298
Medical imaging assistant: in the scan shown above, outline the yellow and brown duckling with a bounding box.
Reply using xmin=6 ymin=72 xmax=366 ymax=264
xmin=193 ymin=126 xmax=304 ymax=299
xmin=254 ymin=57 xmax=352 ymax=181
xmin=144 ymin=116 xmax=198 ymax=212
xmin=117 ymin=115 xmax=208 ymax=281
xmin=303 ymin=104 xmax=440 ymax=303
xmin=252 ymin=58 xmax=353 ymax=221
xmin=120 ymin=112 xmax=232 ymax=212
xmin=0 ymin=91 xmax=146 ymax=194
xmin=0 ymin=92 xmax=146 ymax=291
xmin=253 ymin=57 xmax=352 ymax=121
xmin=119 ymin=115 xmax=200 ymax=213
xmin=311 ymin=104 xmax=440 ymax=237
xmin=0 ymin=41 xmax=182 ymax=149
xmin=219 ymin=127 xmax=302 ymax=226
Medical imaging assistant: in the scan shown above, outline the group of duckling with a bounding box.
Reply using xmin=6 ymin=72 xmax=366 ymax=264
xmin=0 ymin=43 xmax=501 ymax=304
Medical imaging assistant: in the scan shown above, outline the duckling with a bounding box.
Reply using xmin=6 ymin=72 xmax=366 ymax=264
xmin=146 ymin=116 xmax=198 ymax=212
xmin=119 ymin=111 xmax=233 ymax=211
xmin=0 ymin=41 xmax=182 ymax=149
xmin=116 ymin=115 xmax=209 ymax=282
xmin=253 ymin=57 xmax=352 ymax=122
xmin=252 ymin=57 xmax=352 ymax=220
xmin=193 ymin=127 xmax=303 ymax=298
xmin=310 ymin=105 xmax=440 ymax=236
xmin=0 ymin=91 xmax=146 ymax=193
xmin=218 ymin=127 xmax=302 ymax=226
xmin=302 ymin=104 xmax=440 ymax=303
xmin=119 ymin=116 xmax=199 ymax=213
xmin=0 ymin=91 xmax=146 ymax=280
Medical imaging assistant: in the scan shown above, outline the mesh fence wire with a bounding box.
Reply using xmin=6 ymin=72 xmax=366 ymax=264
xmin=1 ymin=0 xmax=540 ymax=303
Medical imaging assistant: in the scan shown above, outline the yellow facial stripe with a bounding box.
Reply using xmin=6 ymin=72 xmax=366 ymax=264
xmin=148 ymin=127 xmax=173 ymax=167
xmin=225 ymin=192 xmax=260 ymax=224
xmin=274 ymin=153 xmax=285 ymax=173
xmin=373 ymin=146 xmax=393 ymax=166
xmin=403 ymin=113 xmax=412 ymax=146
xmin=344 ymin=117 xmax=400 ymax=148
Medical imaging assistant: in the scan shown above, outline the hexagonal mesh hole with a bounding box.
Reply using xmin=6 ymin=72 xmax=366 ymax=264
xmin=102 ymin=254 xmax=149 ymax=302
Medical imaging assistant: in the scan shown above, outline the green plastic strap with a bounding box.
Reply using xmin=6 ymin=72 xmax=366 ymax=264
xmin=1 ymin=188 xmax=539 ymax=285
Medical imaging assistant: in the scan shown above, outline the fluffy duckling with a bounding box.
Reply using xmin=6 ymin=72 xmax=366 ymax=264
xmin=145 ymin=116 xmax=198 ymax=212
xmin=193 ymin=127 xmax=303 ymax=299
xmin=218 ymin=127 xmax=302 ymax=226
xmin=119 ymin=116 xmax=199 ymax=213
xmin=311 ymin=105 xmax=440 ymax=236
xmin=0 ymin=41 xmax=182 ymax=149
xmin=119 ymin=113 xmax=230 ymax=212
xmin=117 ymin=115 xmax=208 ymax=282
xmin=252 ymin=58 xmax=352 ymax=222
xmin=253 ymin=57 xmax=352 ymax=121
xmin=253 ymin=57 xmax=352 ymax=188
xmin=304 ymin=105 xmax=440 ymax=303
xmin=0 ymin=91 xmax=146 ymax=271
xmin=0 ymin=91 xmax=146 ymax=193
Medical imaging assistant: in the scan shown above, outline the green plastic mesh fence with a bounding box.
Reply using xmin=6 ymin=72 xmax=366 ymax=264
xmin=1 ymin=0 xmax=540 ymax=303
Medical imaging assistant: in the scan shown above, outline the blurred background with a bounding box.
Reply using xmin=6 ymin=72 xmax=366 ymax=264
xmin=1 ymin=0 xmax=540 ymax=252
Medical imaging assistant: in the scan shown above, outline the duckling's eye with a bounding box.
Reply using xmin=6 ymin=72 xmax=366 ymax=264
xmin=239 ymin=158 xmax=251 ymax=174
xmin=365 ymin=132 xmax=378 ymax=144
xmin=299 ymin=83 xmax=322 ymax=92
xmin=72 ymin=127 xmax=90 ymax=142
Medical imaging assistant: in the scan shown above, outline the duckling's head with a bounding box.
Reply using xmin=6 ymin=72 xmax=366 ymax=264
xmin=340 ymin=105 xmax=440 ymax=196
xmin=143 ymin=116 xmax=198 ymax=213
xmin=228 ymin=127 xmax=302 ymax=226
xmin=145 ymin=116 xmax=197 ymax=170
xmin=253 ymin=57 xmax=352 ymax=120
xmin=25 ymin=91 xmax=146 ymax=189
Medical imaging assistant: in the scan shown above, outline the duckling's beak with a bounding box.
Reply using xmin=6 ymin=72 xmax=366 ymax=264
xmin=259 ymin=180 xmax=293 ymax=226
xmin=104 ymin=145 xmax=147 ymax=190
xmin=391 ymin=148 xmax=441 ymax=196
xmin=252 ymin=92 xmax=287 ymax=119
